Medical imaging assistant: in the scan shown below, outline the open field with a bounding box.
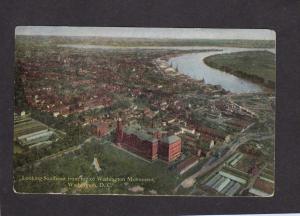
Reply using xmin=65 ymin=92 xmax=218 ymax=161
xmin=14 ymin=138 xmax=179 ymax=194
xmin=204 ymin=51 xmax=276 ymax=88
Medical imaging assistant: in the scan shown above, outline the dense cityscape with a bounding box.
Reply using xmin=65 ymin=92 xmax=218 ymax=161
xmin=13 ymin=30 xmax=275 ymax=196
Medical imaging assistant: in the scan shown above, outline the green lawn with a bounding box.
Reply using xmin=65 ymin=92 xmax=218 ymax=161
xmin=204 ymin=51 xmax=276 ymax=88
xmin=14 ymin=138 xmax=179 ymax=194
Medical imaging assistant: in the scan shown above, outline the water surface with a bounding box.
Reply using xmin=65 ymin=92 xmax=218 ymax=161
xmin=168 ymin=48 xmax=275 ymax=93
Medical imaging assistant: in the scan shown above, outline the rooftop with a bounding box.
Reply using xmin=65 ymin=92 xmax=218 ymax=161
xmin=253 ymin=177 xmax=274 ymax=194
xmin=161 ymin=135 xmax=181 ymax=144
xmin=123 ymin=124 xmax=158 ymax=143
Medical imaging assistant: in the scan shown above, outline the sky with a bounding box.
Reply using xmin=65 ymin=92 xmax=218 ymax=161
xmin=15 ymin=26 xmax=275 ymax=40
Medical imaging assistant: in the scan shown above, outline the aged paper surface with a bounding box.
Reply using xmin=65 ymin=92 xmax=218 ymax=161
xmin=13 ymin=27 xmax=275 ymax=196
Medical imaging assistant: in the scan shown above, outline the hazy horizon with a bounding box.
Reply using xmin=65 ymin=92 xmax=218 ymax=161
xmin=15 ymin=27 xmax=276 ymax=41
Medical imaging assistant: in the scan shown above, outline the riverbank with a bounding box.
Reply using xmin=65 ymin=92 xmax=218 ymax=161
xmin=203 ymin=51 xmax=275 ymax=90
xmin=166 ymin=49 xmax=265 ymax=94
xmin=154 ymin=56 xmax=228 ymax=95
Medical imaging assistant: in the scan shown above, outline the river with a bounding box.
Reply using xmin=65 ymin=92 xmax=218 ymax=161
xmin=58 ymin=44 xmax=275 ymax=94
xmin=168 ymin=47 xmax=275 ymax=94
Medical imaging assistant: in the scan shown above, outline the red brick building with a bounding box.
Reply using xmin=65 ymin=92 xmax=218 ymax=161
xmin=159 ymin=135 xmax=182 ymax=162
xmin=116 ymin=119 xmax=158 ymax=160
xmin=116 ymin=119 xmax=181 ymax=162
xmin=197 ymin=126 xmax=226 ymax=141
xmin=91 ymin=121 xmax=108 ymax=137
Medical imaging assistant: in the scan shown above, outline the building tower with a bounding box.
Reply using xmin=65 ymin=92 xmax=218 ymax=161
xmin=116 ymin=118 xmax=123 ymax=144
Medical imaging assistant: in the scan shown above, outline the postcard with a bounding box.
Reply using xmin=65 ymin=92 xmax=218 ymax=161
xmin=13 ymin=27 xmax=275 ymax=196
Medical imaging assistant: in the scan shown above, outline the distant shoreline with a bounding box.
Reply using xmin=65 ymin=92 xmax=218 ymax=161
xmin=16 ymin=35 xmax=275 ymax=49
xmin=203 ymin=51 xmax=276 ymax=90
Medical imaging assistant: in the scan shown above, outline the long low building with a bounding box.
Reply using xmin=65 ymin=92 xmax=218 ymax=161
xmin=18 ymin=129 xmax=54 ymax=146
xmin=176 ymin=156 xmax=199 ymax=175
xmin=249 ymin=177 xmax=274 ymax=197
xmin=14 ymin=112 xmax=56 ymax=148
xmin=14 ymin=116 xmax=48 ymax=141
xmin=205 ymin=169 xmax=248 ymax=196
xmin=219 ymin=170 xmax=247 ymax=184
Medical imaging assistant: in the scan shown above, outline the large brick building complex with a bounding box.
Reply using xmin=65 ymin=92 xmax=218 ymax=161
xmin=116 ymin=119 xmax=181 ymax=162
xmin=159 ymin=135 xmax=182 ymax=161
